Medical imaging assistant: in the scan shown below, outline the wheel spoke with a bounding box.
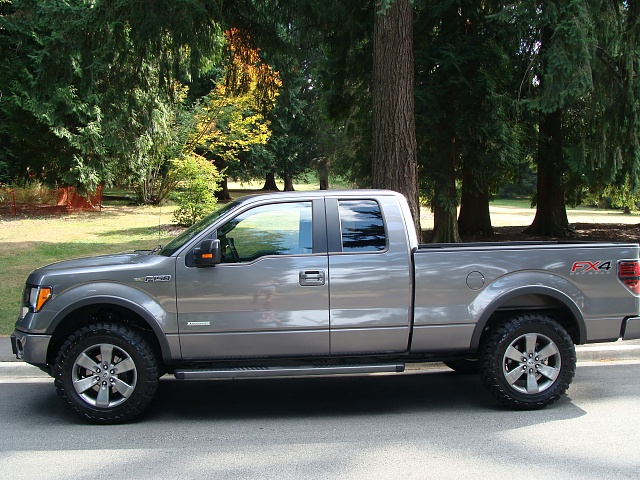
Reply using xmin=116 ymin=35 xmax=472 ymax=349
xmin=75 ymin=353 xmax=99 ymax=372
xmin=505 ymin=345 xmax=524 ymax=362
xmin=73 ymin=376 xmax=97 ymax=395
xmin=112 ymin=378 xmax=135 ymax=398
xmin=505 ymin=366 xmax=525 ymax=385
xmin=537 ymin=343 xmax=559 ymax=361
xmin=537 ymin=364 xmax=560 ymax=382
xmin=526 ymin=370 xmax=539 ymax=394
xmin=71 ymin=343 xmax=137 ymax=409
xmin=95 ymin=384 xmax=111 ymax=408
xmin=114 ymin=357 xmax=135 ymax=374
xmin=100 ymin=344 xmax=114 ymax=366
xmin=525 ymin=333 xmax=538 ymax=355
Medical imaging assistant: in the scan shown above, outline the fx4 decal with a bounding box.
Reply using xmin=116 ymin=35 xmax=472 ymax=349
xmin=570 ymin=261 xmax=612 ymax=275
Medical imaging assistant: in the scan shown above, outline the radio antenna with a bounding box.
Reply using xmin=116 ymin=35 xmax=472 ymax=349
xmin=158 ymin=204 xmax=162 ymax=245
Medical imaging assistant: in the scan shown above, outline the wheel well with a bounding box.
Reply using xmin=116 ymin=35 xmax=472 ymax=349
xmin=46 ymin=304 xmax=164 ymax=368
xmin=479 ymin=295 xmax=582 ymax=348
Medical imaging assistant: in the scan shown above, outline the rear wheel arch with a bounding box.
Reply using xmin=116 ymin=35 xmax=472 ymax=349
xmin=471 ymin=288 xmax=586 ymax=350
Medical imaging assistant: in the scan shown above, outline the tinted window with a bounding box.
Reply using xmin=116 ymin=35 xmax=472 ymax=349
xmin=338 ymin=200 xmax=386 ymax=252
xmin=217 ymin=202 xmax=313 ymax=263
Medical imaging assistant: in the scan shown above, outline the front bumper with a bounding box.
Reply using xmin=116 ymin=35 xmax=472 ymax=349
xmin=10 ymin=330 xmax=51 ymax=368
xmin=622 ymin=317 xmax=640 ymax=340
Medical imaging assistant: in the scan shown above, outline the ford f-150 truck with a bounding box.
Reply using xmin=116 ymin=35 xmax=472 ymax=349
xmin=11 ymin=190 xmax=640 ymax=423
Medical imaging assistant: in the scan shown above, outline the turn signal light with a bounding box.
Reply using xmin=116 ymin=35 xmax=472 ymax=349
xmin=36 ymin=287 xmax=52 ymax=311
xmin=27 ymin=286 xmax=52 ymax=312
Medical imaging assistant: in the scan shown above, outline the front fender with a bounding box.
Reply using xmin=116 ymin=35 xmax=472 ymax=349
xmin=468 ymin=271 xmax=586 ymax=349
xmin=17 ymin=282 xmax=177 ymax=361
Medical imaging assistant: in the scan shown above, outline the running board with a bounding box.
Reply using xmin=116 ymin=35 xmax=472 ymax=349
xmin=174 ymin=363 xmax=405 ymax=380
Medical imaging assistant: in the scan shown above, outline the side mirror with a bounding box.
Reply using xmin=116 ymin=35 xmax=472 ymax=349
xmin=193 ymin=239 xmax=221 ymax=267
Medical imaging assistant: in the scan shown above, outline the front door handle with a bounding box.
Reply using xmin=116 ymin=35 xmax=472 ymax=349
xmin=299 ymin=270 xmax=326 ymax=286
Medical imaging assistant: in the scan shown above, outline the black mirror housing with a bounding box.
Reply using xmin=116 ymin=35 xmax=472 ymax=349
xmin=193 ymin=239 xmax=221 ymax=267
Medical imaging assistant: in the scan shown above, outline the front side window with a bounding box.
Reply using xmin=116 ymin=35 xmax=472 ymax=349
xmin=217 ymin=202 xmax=313 ymax=263
xmin=338 ymin=200 xmax=386 ymax=252
xmin=159 ymin=202 xmax=237 ymax=256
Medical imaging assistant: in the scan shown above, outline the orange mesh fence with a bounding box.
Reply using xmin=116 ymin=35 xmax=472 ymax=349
xmin=0 ymin=185 xmax=103 ymax=217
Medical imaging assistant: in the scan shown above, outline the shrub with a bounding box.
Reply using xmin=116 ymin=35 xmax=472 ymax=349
xmin=171 ymin=154 xmax=222 ymax=227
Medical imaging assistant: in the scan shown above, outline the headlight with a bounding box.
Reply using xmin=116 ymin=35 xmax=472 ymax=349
xmin=23 ymin=285 xmax=52 ymax=313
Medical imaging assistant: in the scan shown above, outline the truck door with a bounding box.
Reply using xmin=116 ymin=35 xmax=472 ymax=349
xmin=326 ymin=196 xmax=413 ymax=354
xmin=175 ymin=199 xmax=329 ymax=359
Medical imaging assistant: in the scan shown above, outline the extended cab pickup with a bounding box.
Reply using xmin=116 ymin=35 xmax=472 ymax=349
xmin=11 ymin=190 xmax=640 ymax=423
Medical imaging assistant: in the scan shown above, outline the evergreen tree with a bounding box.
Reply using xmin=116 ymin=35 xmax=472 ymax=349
xmin=0 ymin=0 xmax=223 ymax=189
xmin=582 ymin=1 xmax=640 ymax=207
xmin=415 ymin=0 xmax=521 ymax=241
xmin=503 ymin=1 xmax=595 ymax=236
xmin=372 ymin=0 xmax=421 ymax=239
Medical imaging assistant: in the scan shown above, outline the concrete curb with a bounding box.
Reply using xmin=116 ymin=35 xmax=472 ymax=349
xmin=574 ymin=342 xmax=640 ymax=362
xmin=2 ymin=336 xmax=639 ymax=379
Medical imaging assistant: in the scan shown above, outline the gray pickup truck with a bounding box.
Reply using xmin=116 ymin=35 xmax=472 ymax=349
xmin=11 ymin=190 xmax=640 ymax=423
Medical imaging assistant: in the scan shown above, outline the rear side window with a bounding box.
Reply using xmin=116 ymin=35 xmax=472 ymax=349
xmin=338 ymin=200 xmax=386 ymax=252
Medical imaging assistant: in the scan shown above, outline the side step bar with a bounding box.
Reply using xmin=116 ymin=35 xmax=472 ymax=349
xmin=174 ymin=363 xmax=405 ymax=380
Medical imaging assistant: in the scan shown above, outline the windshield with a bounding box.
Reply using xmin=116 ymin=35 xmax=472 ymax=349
xmin=158 ymin=202 xmax=238 ymax=256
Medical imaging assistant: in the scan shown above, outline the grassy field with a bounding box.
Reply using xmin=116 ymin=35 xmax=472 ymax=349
xmin=0 ymin=188 xmax=637 ymax=336
xmin=0 ymin=205 xmax=177 ymax=335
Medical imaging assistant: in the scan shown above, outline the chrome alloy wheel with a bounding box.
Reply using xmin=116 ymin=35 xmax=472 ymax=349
xmin=502 ymin=332 xmax=561 ymax=395
xmin=71 ymin=343 xmax=138 ymax=408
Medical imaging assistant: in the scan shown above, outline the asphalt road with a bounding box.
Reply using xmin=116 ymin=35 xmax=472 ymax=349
xmin=1 ymin=361 xmax=639 ymax=480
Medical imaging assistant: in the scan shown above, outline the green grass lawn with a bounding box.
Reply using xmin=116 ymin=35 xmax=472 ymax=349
xmin=0 ymin=205 xmax=177 ymax=335
xmin=489 ymin=198 xmax=532 ymax=209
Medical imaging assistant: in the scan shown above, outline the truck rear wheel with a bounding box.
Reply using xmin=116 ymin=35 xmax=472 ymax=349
xmin=479 ymin=314 xmax=576 ymax=410
xmin=53 ymin=323 xmax=159 ymax=424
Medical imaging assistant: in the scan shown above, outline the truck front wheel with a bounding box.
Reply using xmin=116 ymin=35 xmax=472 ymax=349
xmin=53 ymin=323 xmax=159 ymax=424
xmin=479 ymin=314 xmax=576 ymax=410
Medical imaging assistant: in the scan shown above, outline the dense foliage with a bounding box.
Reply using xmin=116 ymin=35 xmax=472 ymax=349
xmin=1 ymin=0 xmax=638 ymax=237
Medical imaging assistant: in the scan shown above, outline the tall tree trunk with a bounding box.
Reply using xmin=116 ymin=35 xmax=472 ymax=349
xmin=262 ymin=172 xmax=279 ymax=191
xmin=458 ymin=163 xmax=493 ymax=236
xmin=430 ymin=137 xmax=461 ymax=243
xmin=431 ymin=202 xmax=461 ymax=243
xmin=215 ymin=176 xmax=232 ymax=201
xmin=314 ymin=157 xmax=329 ymax=190
xmin=523 ymin=108 xmax=572 ymax=237
xmin=524 ymin=20 xmax=571 ymax=237
xmin=283 ymin=176 xmax=295 ymax=191
xmin=372 ymin=0 xmax=421 ymax=241
xmin=212 ymin=157 xmax=232 ymax=201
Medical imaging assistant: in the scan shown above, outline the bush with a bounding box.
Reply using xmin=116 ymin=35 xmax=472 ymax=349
xmin=171 ymin=155 xmax=222 ymax=226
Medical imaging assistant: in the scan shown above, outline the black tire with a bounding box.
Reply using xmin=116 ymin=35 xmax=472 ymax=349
xmin=479 ymin=314 xmax=576 ymax=410
xmin=53 ymin=323 xmax=159 ymax=424
xmin=444 ymin=358 xmax=480 ymax=375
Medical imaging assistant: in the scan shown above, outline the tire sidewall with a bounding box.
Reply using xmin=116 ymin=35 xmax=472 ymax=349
xmin=481 ymin=315 xmax=576 ymax=408
xmin=54 ymin=324 xmax=158 ymax=424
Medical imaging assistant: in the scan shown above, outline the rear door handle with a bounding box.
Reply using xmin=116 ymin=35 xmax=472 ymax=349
xmin=299 ymin=270 xmax=326 ymax=286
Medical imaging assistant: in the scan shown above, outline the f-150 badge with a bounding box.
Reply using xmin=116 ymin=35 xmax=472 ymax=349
xmin=134 ymin=275 xmax=172 ymax=282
